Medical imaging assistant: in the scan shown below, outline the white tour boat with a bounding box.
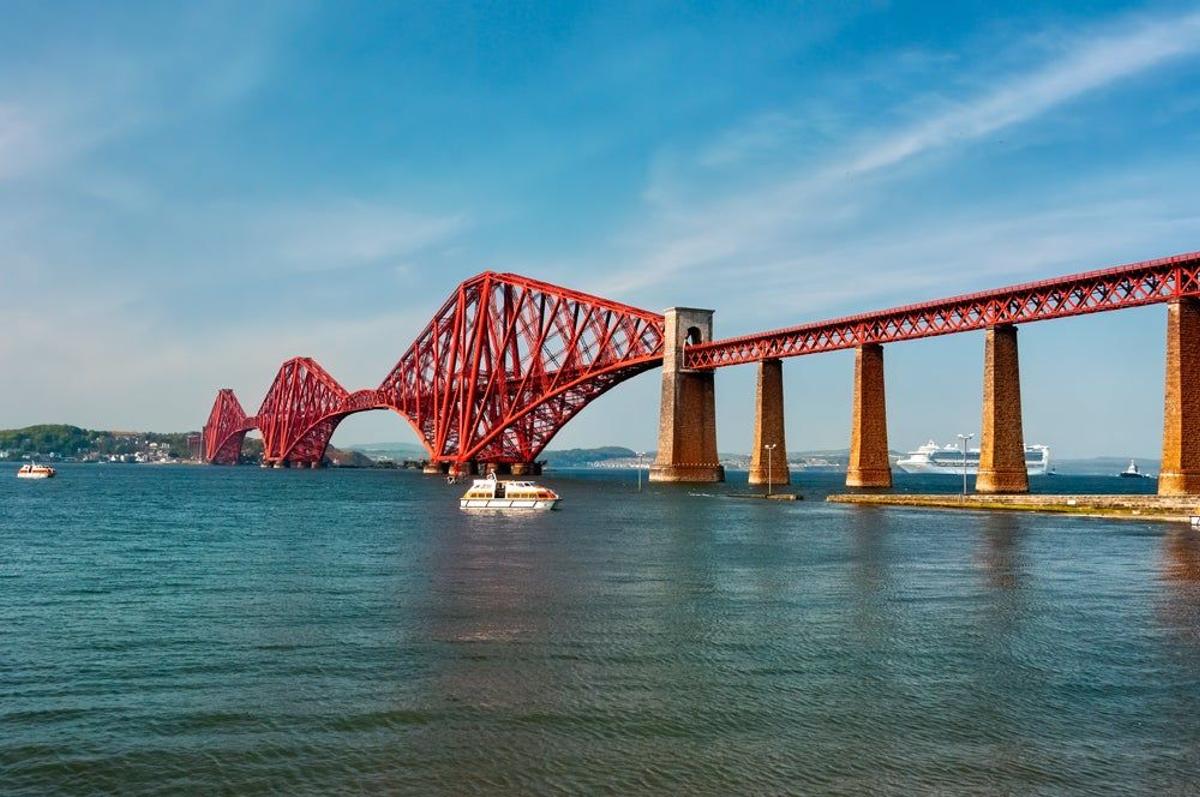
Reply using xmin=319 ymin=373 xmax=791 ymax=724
xmin=16 ymin=462 xmax=57 ymax=479
xmin=459 ymin=472 xmax=560 ymax=510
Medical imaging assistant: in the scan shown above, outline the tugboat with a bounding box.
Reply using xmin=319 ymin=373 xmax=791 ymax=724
xmin=459 ymin=472 xmax=560 ymax=510
xmin=16 ymin=462 xmax=57 ymax=479
xmin=1119 ymin=459 xmax=1151 ymax=479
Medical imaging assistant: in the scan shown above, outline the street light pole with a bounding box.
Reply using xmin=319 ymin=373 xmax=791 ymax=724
xmin=956 ymin=433 xmax=975 ymax=497
xmin=764 ymin=443 xmax=777 ymax=497
xmin=636 ymin=451 xmax=645 ymax=492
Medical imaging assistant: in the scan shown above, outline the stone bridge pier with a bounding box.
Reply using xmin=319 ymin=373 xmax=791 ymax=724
xmin=976 ymin=324 xmax=1030 ymax=494
xmin=1160 ymin=298 xmax=1200 ymax=495
xmin=650 ymin=308 xmax=724 ymax=483
xmin=846 ymin=343 xmax=892 ymax=488
xmin=748 ymin=359 xmax=789 ymax=486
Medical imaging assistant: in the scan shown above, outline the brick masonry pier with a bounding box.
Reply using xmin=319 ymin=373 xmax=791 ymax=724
xmin=976 ymin=324 xmax=1029 ymax=494
xmin=748 ymin=359 xmax=789 ymax=486
xmin=1160 ymin=298 xmax=1200 ymax=495
xmin=828 ymin=493 xmax=1200 ymax=523
xmin=650 ymin=308 xmax=725 ymax=483
xmin=846 ymin=343 xmax=892 ymax=488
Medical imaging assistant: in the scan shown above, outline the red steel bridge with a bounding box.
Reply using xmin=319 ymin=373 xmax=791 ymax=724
xmin=203 ymin=272 xmax=667 ymax=469
xmin=203 ymin=250 xmax=1200 ymax=472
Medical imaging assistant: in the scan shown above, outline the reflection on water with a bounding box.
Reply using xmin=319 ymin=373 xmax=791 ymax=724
xmin=1162 ymin=528 xmax=1200 ymax=585
xmin=976 ymin=512 xmax=1025 ymax=591
xmin=1159 ymin=529 xmax=1200 ymax=652
xmin=2 ymin=466 xmax=1200 ymax=794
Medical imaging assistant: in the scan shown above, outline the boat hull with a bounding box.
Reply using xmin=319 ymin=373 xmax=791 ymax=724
xmin=896 ymin=461 xmax=1048 ymax=476
xmin=459 ymin=498 xmax=559 ymax=510
xmin=16 ymin=471 xmax=55 ymax=479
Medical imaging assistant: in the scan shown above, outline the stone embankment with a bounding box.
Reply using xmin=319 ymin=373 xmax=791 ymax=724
xmin=827 ymin=493 xmax=1200 ymax=523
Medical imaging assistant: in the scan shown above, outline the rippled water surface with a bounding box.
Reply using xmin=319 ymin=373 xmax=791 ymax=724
xmin=3 ymin=465 xmax=1200 ymax=794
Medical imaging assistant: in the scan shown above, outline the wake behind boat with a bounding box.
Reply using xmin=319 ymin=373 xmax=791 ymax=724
xmin=896 ymin=440 xmax=1050 ymax=475
xmin=16 ymin=462 xmax=56 ymax=479
xmin=460 ymin=472 xmax=560 ymax=510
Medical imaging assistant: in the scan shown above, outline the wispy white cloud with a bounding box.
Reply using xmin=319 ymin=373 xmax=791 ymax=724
xmin=259 ymin=200 xmax=467 ymax=272
xmin=594 ymin=6 xmax=1200 ymax=301
xmin=841 ymin=10 xmax=1200 ymax=178
xmin=698 ymin=111 xmax=815 ymax=168
xmin=722 ymin=193 xmax=1200 ymax=324
xmin=0 ymin=5 xmax=297 ymax=182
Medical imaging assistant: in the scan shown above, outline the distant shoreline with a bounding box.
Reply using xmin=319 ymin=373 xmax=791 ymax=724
xmin=1 ymin=425 xmax=1163 ymax=475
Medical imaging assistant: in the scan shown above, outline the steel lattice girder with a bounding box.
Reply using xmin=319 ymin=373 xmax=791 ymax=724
xmin=201 ymin=272 xmax=666 ymax=466
xmin=377 ymin=272 xmax=665 ymax=463
xmin=684 ymin=251 xmax=1200 ymax=368
xmin=204 ymin=250 xmax=1200 ymax=465
xmin=202 ymin=389 xmax=255 ymax=464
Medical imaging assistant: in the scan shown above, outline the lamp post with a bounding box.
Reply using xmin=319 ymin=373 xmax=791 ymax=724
xmin=636 ymin=451 xmax=645 ymax=492
xmin=956 ymin=433 xmax=975 ymax=497
xmin=764 ymin=443 xmax=777 ymax=497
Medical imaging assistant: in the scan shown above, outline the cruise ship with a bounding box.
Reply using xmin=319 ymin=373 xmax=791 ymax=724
xmin=896 ymin=440 xmax=1050 ymax=476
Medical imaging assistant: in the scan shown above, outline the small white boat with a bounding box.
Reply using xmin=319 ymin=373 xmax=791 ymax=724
xmin=1119 ymin=459 xmax=1152 ymax=479
xmin=459 ymin=472 xmax=560 ymax=510
xmin=16 ymin=462 xmax=57 ymax=479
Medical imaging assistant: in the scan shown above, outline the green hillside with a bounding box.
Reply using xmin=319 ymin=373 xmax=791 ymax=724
xmin=0 ymin=425 xmax=197 ymax=460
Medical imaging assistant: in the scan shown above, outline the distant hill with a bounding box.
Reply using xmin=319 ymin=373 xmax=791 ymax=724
xmin=344 ymin=441 xmax=429 ymax=460
xmin=0 ymin=424 xmax=198 ymax=460
xmin=1052 ymin=456 xmax=1160 ymax=475
xmin=340 ymin=444 xmax=906 ymax=470
xmin=11 ymin=424 xmax=1154 ymax=474
xmin=541 ymin=446 xmax=637 ymax=468
xmin=324 ymin=446 xmax=379 ymax=468
xmin=342 ymin=443 xmax=643 ymax=468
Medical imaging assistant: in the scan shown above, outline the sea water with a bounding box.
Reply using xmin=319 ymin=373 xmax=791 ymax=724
xmin=2 ymin=465 xmax=1197 ymax=794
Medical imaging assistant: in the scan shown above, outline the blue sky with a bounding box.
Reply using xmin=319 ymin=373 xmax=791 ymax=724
xmin=3 ymin=1 xmax=1200 ymax=458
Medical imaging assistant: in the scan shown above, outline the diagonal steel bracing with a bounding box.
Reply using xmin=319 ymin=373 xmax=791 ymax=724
xmin=202 ymin=273 xmax=666 ymax=466
xmin=204 ymin=250 xmax=1200 ymax=467
xmin=685 ymin=251 xmax=1200 ymax=368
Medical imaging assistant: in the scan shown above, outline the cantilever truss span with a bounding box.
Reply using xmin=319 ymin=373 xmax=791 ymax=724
xmin=202 ymin=272 xmax=666 ymax=467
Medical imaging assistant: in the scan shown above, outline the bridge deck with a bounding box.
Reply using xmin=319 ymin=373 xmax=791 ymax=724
xmin=687 ymin=251 xmax=1200 ymax=368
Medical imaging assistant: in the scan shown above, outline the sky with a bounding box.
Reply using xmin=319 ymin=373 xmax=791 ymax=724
xmin=3 ymin=1 xmax=1200 ymax=458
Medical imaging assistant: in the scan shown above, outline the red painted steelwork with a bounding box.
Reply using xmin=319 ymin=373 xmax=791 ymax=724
xmin=202 ymin=272 xmax=665 ymax=467
xmin=202 ymin=389 xmax=254 ymax=465
xmin=685 ymin=251 xmax=1200 ymax=369
xmin=205 ymin=250 xmax=1200 ymax=467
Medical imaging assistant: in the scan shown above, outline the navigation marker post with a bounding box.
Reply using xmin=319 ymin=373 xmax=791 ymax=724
xmin=957 ymin=433 xmax=975 ymax=498
xmin=765 ymin=443 xmax=777 ymax=497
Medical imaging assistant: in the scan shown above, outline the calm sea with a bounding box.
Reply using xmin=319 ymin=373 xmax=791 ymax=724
xmin=2 ymin=464 xmax=1198 ymax=794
